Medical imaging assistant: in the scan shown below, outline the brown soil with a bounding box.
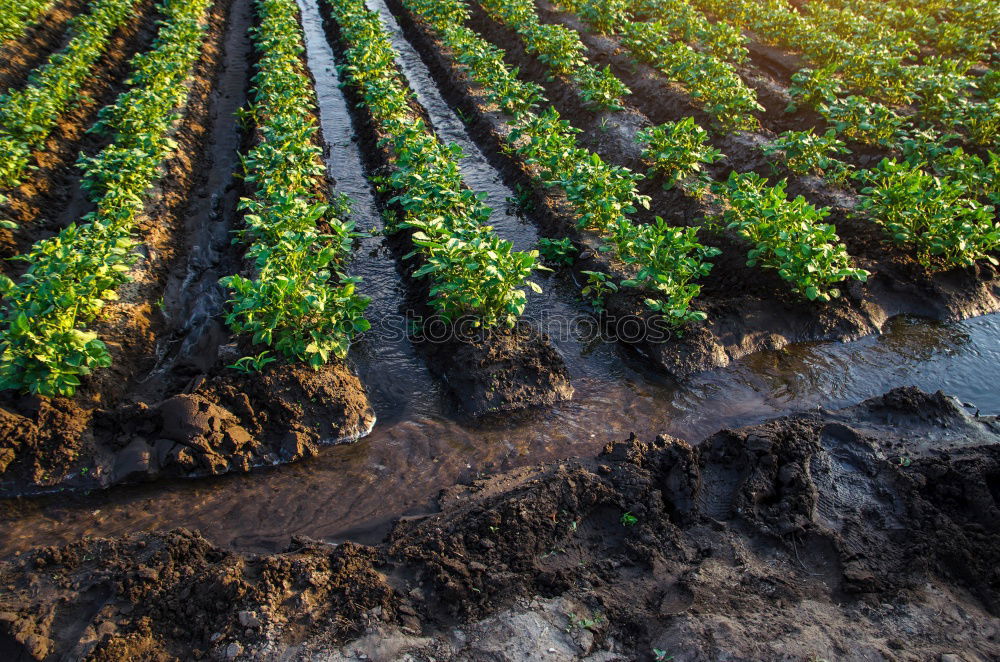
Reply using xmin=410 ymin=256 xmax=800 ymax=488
xmin=0 ymin=0 xmax=375 ymax=497
xmin=1 ymin=387 xmax=997 ymax=660
xmin=386 ymin=0 xmax=1000 ymax=379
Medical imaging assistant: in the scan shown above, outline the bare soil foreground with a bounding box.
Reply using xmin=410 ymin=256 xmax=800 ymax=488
xmin=1 ymin=386 xmax=998 ymax=661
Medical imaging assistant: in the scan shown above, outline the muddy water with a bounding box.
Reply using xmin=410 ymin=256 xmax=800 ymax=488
xmin=1 ymin=313 xmax=998 ymax=557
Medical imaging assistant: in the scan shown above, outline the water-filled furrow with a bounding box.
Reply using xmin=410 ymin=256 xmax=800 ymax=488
xmin=297 ymin=0 xmax=441 ymax=421
xmin=2 ymin=312 xmax=999 ymax=557
xmin=147 ymin=0 xmax=255 ymax=388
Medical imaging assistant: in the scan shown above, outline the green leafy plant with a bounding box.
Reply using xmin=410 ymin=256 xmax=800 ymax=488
xmin=711 ymin=171 xmax=869 ymax=302
xmin=855 ymin=158 xmax=1000 ymax=268
xmin=620 ymin=511 xmax=638 ymax=526
xmin=637 ymin=117 xmax=722 ymax=193
xmin=228 ymin=351 xmax=278 ymax=374
xmin=762 ymin=129 xmax=851 ymax=182
xmin=580 ymin=270 xmax=617 ymax=312
xmin=538 ymin=237 xmax=577 ymax=265
xmin=818 ymin=95 xmax=906 ymax=146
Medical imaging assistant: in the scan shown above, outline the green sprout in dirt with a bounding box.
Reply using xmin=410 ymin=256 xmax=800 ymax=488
xmin=537 ymin=237 xmax=577 ymax=266
xmin=620 ymin=511 xmax=638 ymax=526
xmin=228 ymin=351 xmax=277 ymax=374
xmin=565 ymin=612 xmax=604 ymax=632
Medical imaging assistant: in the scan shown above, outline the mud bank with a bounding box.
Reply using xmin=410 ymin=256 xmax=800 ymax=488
xmin=2 ymin=386 xmax=998 ymax=660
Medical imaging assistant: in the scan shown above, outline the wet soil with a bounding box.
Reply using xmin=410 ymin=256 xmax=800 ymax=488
xmin=0 ymin=0 xmax=375 ymax=496
xmin=1 ymin=387 xmax=997 ymax=660
xmin=390 ymin=0 xmax=1000 ymax=380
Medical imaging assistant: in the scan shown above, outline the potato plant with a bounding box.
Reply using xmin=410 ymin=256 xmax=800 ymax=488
xmin=637 ymin=117 xmax=722 ymax=193
xmin=0 ymin=0 xmax=211 ymax=396
xmin=0 ymin=0 xmax=140 ymax=189
xmin=762 ymin=129 xmax=851 ymax=182
xmin=710 ymin=172 xmax=869 ymax=302
xmin=219 ymin=0 xmax=370 ymax=370
xmin=856 ymin=159 xmax=1000 ymax=269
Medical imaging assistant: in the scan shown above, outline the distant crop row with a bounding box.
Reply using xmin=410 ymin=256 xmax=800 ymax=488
xmin=475 ymin=0 xmax=629 ymax=111
xmin=820 ymin=0 xmax=995 ymax=65
xmin=0 ymin=0 xmax=139 ymax=191
xmin=219 ymin=0 xmax=370 ymax=371
xmin=691 ymin=0 xmax=997 ymax=146
xmin=557 ymin=0 xmax=761 ymax=131
xmin=0 ymin=0 xmax=211 ymax=396
xmin=328 ymin=0 xmax=542 ymax=329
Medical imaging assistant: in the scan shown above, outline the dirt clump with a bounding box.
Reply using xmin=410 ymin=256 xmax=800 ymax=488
xmin=1 ymin=387 xmax=998 ymax=660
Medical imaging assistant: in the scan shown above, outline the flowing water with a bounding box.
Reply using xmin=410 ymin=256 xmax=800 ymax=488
xmin=1 ymin=0 xmax=999 ymax=559
xmin=2 ymin=313 xmax=997 ymax=558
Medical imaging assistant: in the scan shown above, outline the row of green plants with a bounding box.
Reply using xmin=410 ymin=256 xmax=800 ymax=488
xmin=855 ymin=158 xmax=1000 ymax=268
xmin=628 ymin=0 xmax=747 ymax=65
xmin=327 ymin=0 xmax=541 ymax=328
xmin=475 ymin=0 xmax=630 ymax=111
xmin=637 ymin=117 xmax=868 ymax=301
xmin=219 ymin=0 xmax=370 ymax=370
xmin=691 ymin=0 xmax=997 ymax=146
xmin=0 ymin=0 xmax=140 ymax=190
xmin=758 ymin=129 xmax=999 ymax=270
xmin=0 ymin=0 xmax=55 ymax=42
xmin=0 ymin=0 xmax=211 ymax=396
xmin=404 ymin=0 xmax=720 ymax=325
xmin=823 ymin=0 xmax=993 ymax=63
xmin=556 ymin=0 xmax=761 ymax=131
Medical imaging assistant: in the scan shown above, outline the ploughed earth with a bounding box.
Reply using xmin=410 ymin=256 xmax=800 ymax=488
xmin=2 ymin=386 xmax=998 ymax=661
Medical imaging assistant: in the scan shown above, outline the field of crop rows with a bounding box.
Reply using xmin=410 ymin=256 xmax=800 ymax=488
xmin=0 ymin=0 xmax=997 ymax=491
